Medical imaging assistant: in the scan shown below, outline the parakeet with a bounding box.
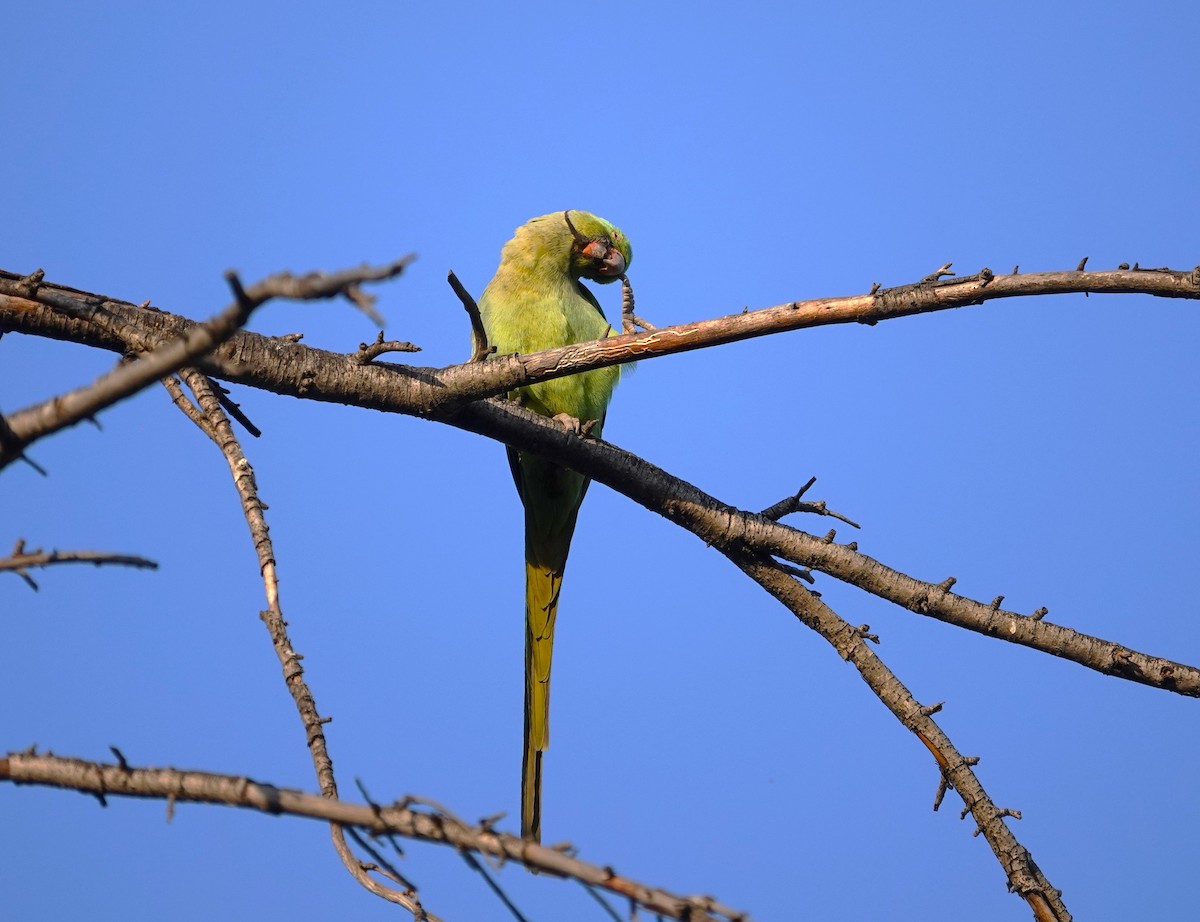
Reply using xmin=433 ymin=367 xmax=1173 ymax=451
xmin=478 ymin=211 xmax=633 ymax=842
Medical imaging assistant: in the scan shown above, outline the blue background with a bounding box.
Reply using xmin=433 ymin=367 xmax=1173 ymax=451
xmin=3 ymin=2 xmax=1197 ymax=919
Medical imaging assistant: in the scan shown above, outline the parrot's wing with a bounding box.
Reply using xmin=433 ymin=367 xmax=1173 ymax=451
xmin=574 ymin=280 xmax=609 ymax=323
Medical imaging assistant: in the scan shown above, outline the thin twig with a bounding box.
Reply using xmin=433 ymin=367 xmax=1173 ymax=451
xmin=920 ymin=262 xmax=956 ymax=282
xmin=459 ymin=850 xmax=532 ymax=922
xmin=344 ymin=827 xmax=420 ymax=894
xmin=351 ymin=330 xmax=422 ymax=365
xmin=0 ymin=538 xmax=157 ymax=591
xmin=759 ymin=477 xmax=817 ymax=518
xmin=447 ymin=270 xmax=493 ymax=362
xmin=212 ymin=382 xmax=263 ymax=437
xmin=580 ymin=881 xmax=625 ymax=922
xmin=761 ymin=479 xmax=860 ymax=529
xmin=230 ymin=255 xmax=415 ymax=316
xmin=162 ymin=375 xmax=216 ymax=436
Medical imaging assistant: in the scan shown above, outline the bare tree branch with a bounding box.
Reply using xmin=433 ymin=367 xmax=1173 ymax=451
xmin=4 ymin=272 xmax=1190 ymax=686
xmin=350 ymin=330 xmax=422 ymax=366
xmin=3 ymin=264 xmax=1196 ymax=425
xmin=733 ymin=557 xmax=1067 ymax=921
xmin=0 ymin=538 xmax=157 ymax=591
xmin=447 ymin=269 xmax=493 ymax=363
xmin=760 ymin=478 xmax=861 ymax=529
xmin=0 ymin=751 xmax=749 ymax=922
xmin=0 ymin=258 xmax=413 ymax=470
xmin=169 ymin=368 xmax=434 ymax=916
xmin=452 ymin=398 xmax=1200 ymax=698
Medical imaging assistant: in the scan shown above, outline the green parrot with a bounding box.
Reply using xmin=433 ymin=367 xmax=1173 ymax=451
xmin=478 ymin=210 xmax=632 ymax=842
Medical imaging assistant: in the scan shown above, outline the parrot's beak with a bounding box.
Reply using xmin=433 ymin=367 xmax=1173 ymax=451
xmin=581 ymin=239 xmax=626 ymax=279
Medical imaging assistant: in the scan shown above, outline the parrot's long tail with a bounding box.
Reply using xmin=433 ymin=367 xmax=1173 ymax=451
xmin=522 ymin=558 xmax=563 ymax=843
xmin=514 ymin=450 xmax=588 ymax=843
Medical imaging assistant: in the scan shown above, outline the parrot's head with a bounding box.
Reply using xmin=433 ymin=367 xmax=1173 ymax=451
xmin=562 ymin=210 xmax=632 ymax=285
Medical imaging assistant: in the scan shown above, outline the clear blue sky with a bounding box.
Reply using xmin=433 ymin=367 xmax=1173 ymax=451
xmin=4 ymin=2 xmax=1198 ymax=919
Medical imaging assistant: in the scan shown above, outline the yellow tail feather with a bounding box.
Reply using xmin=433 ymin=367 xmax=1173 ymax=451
xmin=522 ymin=559 xmax=562 ymax=842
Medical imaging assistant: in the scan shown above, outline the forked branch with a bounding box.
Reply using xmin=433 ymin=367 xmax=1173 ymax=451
xmin=0 ymin=257 xmax=413 ymax=470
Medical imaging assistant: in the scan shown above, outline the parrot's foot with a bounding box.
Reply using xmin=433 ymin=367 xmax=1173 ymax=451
xmin=622 ymin=314 xmax=657 ymax=334
xmin=621 ymin=274 xmax=657 ymax=335
xmin=551 ymin=413 xmax=599 ymax=438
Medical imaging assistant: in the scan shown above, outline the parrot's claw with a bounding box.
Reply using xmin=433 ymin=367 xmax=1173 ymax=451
xmin=551 ymin=413 xmax=599 ymax=438
xmin=622 ymin=314 xmax=657 ymax=335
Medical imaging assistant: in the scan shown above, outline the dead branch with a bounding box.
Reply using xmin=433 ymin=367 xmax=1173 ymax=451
xmin=0 ymin=258 xmax=413 ymax=470
xmin=226 ymin=255 xmax=415 ymax=319
xmin=760 ymin=479 xmax=861 ymax=529
xmin=3 ymin=264 xmax=1196 ymax=423
xmin=351 ymin=330 xmax=422 ymax=365
xmin=759 ymin=476 xmax=817 ymax=518
xmin=453 ymin=398 xmax=1200 ymax=699
xmin=734 ymin=558 xmax=1067 ymax=921
xmin=0 ymin=538 xmax=157 ymax=591
xmin=170 ymin=369 xmax=427 ymax=913
xmin=0 ymin=750 xmax=747 ymax=922
xmin=447 ymin=270 xmax=493 ymax=362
